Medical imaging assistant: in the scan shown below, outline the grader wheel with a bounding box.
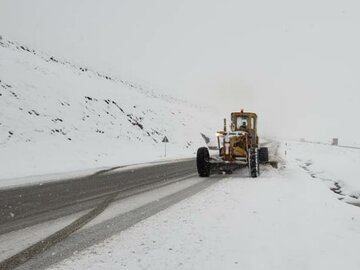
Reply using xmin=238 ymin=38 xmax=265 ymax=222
xmin=196 ymin=147 xmax=210 ymax=177
xmin=249 ymin=147 xmax=259 ymax=178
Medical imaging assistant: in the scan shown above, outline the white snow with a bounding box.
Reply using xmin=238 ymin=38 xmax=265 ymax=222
xmin=0 ymin=210 xmax=88 ymax=262
xmin=0 ymin=37 xmax=219 ymax=185
xmin=285 ymin=141 xmax=360 ymax=204
xmin=48 ymin=142 xmax=360 ymax=270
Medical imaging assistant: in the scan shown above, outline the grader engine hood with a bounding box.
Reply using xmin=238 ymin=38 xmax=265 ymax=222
xmin=230 ymin=135 xmax=248 ymax=157
xmin=217 ymin=131 xmax=249 ymax=160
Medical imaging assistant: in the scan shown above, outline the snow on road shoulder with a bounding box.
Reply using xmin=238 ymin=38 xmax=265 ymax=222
xmin=0 ymin=141 xmax=193 ymax=190
xmin=285 ymin=141 xmax=360 ymax=205
xmin=49 ymin=145 xmax=360 ymax=270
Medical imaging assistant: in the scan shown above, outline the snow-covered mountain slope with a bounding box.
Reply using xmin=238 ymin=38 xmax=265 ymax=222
xmin=0 ymin=36 xmax=219 ymax=180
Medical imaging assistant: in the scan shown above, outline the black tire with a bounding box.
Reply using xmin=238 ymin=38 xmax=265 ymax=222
xmin=249 ymin=147 xmax=259 ymax=178
xmin=259 ymin=147 xmax=269 ymax=163
xmin=196 ymin=147 xmax=210 ymax=177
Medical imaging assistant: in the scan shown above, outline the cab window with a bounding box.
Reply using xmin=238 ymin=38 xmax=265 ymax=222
xmin=236 ymin=117 xmax=247 ymax=129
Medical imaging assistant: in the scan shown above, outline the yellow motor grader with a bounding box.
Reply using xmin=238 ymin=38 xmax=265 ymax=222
xmin=196 ymin=109 xmax=268 ymax=178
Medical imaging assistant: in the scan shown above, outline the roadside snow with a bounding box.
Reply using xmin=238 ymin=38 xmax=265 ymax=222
xmin=285 ymin=141 xmax=360 ymax=204
xmin=0 ymin=37 xmax=218 ymax=184
xmin=49 ymin=142 xmax=360 ymax=270
xmin=0 ymin=143 xmax=193 ymax=190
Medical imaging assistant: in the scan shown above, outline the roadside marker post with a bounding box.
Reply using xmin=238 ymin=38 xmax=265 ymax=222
xmin=162 ymin=136 xmax=169 ymax=157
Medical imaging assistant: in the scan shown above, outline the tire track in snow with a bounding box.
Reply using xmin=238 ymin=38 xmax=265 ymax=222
xmin=0 ymin=193 xmax=116 ymax=270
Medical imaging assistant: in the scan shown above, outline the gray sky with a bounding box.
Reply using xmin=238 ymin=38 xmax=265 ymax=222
xmin=1 ymin=0 xmax=359 ymax=144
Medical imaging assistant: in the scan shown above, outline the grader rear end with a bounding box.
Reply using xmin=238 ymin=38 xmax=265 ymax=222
xmin=196 ymin=109 xmax=268 ymax=178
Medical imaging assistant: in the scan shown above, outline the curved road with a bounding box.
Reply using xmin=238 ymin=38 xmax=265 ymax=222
xmin=0 ymin=160 xmax=196 ymax=235
xmin=0 ymin=159 xmax=223 ymax=270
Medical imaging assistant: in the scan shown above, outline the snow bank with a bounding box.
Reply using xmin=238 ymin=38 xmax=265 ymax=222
xmin=0 ymin=37 xmax=218 ymax=182
xmin=285 ymin=141 xmax=360 ymax=203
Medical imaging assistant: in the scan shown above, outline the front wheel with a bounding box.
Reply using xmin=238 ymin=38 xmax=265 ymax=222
xmin=249 ymin=147 xmax=259 ymax=178
xmin=196 ymin=147 xmax=210 ymax=177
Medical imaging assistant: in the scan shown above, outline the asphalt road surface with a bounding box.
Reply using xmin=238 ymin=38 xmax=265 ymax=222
xmin=0 ymin=159 xmax=222 ymax=269
xmin=0 ymin=160 xmax=196 ymax=235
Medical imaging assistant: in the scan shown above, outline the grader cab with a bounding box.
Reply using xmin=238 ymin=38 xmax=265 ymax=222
xmin=196 ymin=109 xmax=269 ymax=178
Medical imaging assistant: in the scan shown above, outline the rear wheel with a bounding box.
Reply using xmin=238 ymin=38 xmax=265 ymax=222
xmin=259 ymin=147 xmax=269 ymax=163
xmin=249 ymin=147 xmax=259 ymax=178
xmin=196 ymin=147 xmax=210 ymax=177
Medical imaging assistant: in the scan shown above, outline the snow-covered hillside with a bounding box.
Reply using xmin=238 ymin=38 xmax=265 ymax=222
xmin=0 ymin=36 xmax=218 ymax=181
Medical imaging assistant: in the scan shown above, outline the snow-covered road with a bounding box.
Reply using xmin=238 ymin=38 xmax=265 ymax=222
xmin=46 ymin=141 xmax=360 ymax=270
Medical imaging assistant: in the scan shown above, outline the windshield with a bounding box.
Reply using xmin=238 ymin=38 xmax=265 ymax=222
xmin=236 ymin=116 xmax=248 ymax=129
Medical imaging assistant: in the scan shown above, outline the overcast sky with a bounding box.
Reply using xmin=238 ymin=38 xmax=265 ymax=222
xmin=1 ymin=0 xmax=359 ymax=144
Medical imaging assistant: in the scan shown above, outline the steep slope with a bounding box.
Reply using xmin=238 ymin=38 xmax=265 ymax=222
xmin=0 ymin=36 xmax=218 ymax=180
